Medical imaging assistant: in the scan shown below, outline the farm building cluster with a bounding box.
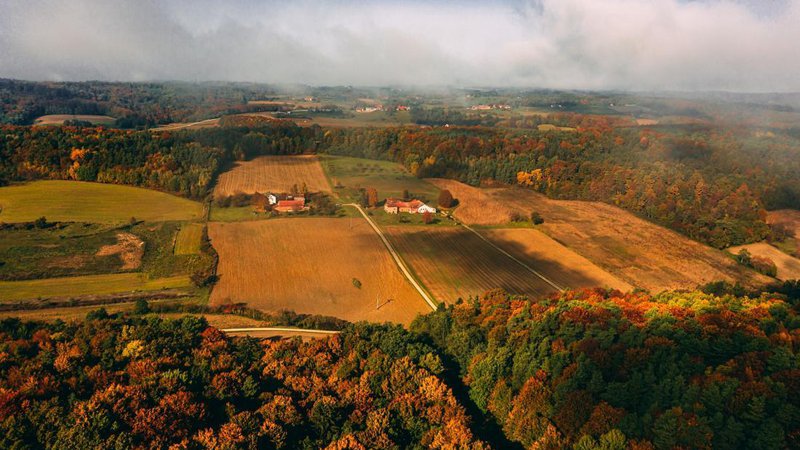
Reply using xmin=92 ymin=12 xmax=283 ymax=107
xmin=384 ymin=198 xmax=437 ymax=215
xmin=252 ymin=193 xmax=308 ymax=213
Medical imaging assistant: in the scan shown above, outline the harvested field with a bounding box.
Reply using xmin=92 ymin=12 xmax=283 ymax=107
xmin=208 ymin=218 xmax=429 ymax=324
xmin=174 ymin=223 xmax=204 ymax=255
xmin=385 ymin=226 xmax=559 ymax=302
xmin=96 ymin=232 xmax=144 ymax=270
xmin=479 ymin=228 xmax=632 ymax=291
xmin=0 ymin=273 xmax=190 ymax=302
xmin=729 ymin=243 xmax=800 ymax=281
xmin=0 ymin=180 xmax=202 ymax=223
xmin=429 ymin=179 xmax=769 ymax=291
xmin=34 ymin=114 xmax=115 ymax=126
xmin=213 ymin=155 xmax=331 ymax=198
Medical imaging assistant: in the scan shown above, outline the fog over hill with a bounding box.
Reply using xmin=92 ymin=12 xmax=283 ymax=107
xmin=0 ymin=0 xmax=799 ymax=91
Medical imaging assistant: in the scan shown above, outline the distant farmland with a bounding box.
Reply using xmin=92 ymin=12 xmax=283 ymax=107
xmin=429 ymin=178 xmax=769 ymax=291
xmin=0 ymin=273 xmax=190 ymax=301
xmin=33 ymin=114 xmax=116 ymax=126
xmin=0 ymin=180 xmax=203 ymax=223
xmin=208 ymin=218 xmax=429 ymax=324
xmin=213 ymin=155 xmax=331 ymax=198
xmin=385 ymin=225 xmax=558 ymax=302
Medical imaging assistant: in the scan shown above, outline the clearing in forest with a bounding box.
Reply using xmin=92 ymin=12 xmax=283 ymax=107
xmin=384 ymin=225 xmax=559 ymax=302
xmin=428 ymin=178 xmax=770 ymax=291
xmin=33 ymin=114 xmax=116 ymax=126
xmin=213 ymin=155 xmax=331 ymax=198
xmin=0 ymin=180 xmax=202 ymax=223
xmin=208 ymin=218 xmax=429 ymax=324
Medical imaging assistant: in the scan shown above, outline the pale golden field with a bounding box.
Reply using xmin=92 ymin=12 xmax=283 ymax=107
xmin=213 ymin=155 xmax=331 ymax=198
xmin=729 ymin=243 xmax=800 ymax=281
xmin=33 ymin=114 xmax=115 ymax=126
xmin=385 ymin=226 xmax=558 ymax=302
xmin=208 ymin=218 xmax=429 ymax=324
xmin=479 ymin=228 xmax=633 ymax=291
xmin=429 ymin=179 xmax=769 ymax=291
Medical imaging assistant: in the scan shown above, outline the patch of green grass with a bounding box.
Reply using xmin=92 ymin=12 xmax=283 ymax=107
xmin=0 ymin=180 xmax=202 ymax=224
xmin=0 ymin=223 xmax=122 ymax=280
xmin=209 ymin=205 xmax=269 ymax=222
xmin=320 ymin=155 xmax=440 ymax=204
xmin=367 ymin=207 xmax=458 ymax=227
xmin=0 ymin=273 xmax=190 ymax=301
xmin=136 ymin=222 xmax=213 ymax=279
xmin=174 ymin=223 xmax=204 ymax=255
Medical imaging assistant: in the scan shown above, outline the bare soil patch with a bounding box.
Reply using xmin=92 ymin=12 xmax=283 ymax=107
xmin=95 ymin=233 xmax=145 ymax=270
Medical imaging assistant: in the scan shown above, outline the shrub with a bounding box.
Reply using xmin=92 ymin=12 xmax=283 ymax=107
xmin=531 ymin=211 xmax=544 ymax=225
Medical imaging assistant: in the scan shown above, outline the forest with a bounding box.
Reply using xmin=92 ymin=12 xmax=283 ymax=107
xmin=0 ymin=284 xmax=798 ymax=449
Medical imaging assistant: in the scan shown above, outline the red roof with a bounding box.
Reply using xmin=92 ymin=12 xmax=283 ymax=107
xmin=277 ymin=198 xmax=305 ymax=207
xmin=385 ymin=198 xmax=423 ymax=209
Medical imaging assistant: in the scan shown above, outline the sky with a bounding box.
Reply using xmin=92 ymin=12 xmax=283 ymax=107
xmin=0 ymin=0 xmax=798 ymax=92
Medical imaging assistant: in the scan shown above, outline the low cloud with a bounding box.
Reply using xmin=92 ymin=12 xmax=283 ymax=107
xmin=1 ymin=0 xmax=798 ymax=91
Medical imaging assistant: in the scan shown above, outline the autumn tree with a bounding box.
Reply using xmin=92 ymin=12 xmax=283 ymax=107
xmin=438 ymin=189 xmax=454 ymax=208
xmin=366 ymin=188 xmax=378 ymax=208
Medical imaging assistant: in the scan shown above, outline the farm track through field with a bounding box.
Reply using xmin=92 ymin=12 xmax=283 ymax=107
xmin=347 ymin=204 xmax=437 ymax=310
xmin=384 ymin=226 xmax=559 ymax=303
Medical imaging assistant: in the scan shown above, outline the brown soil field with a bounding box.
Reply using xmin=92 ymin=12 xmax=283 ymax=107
xmin=479 ymin=228 xmax=633 ymax=291
xmin=213 ymin=155 xmax=331 ymax=198
xmin=95 ymin=232 xmax=144 ymax=270
xmin=429 ymin=179 xmax=769 ymax=291
xmin=33 ymin=114 xmax=116 ymax=126
xmin=385 ymin=226 xmax=559 ymax=303
xmin=729 ymin=243 xmax=800 ymax=281
xmin=208 ymin=218 xmax=429 ymax=324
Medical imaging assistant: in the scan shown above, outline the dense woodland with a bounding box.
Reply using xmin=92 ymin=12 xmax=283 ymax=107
xmin=1 ymin=285 xmax=799 ymax=448
xmin=0 ymin=79 xmax=283 ymax=127
xmin=3 ymin=117 xmax=799 ymax=247
xmin=0 ymin=314 xmax=486 ymax=449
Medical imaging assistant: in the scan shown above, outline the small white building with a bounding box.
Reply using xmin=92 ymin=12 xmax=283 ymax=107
xmin=267 ymin=194 xmax=278 ymax=205
xmin=417 ymin=204 xmax=437 ymax=214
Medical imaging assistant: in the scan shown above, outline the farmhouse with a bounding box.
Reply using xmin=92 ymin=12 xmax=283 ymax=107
xmin=275 ymin=197 xmax=307 ymax=213
xmin=384 ymin=198 xmax=437 ymax=215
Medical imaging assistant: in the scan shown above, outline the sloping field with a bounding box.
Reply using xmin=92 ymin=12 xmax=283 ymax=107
xmin=213 ymin=155 xmax=331 ymax=198
xmin=729 ymin=243 xmax=800 ymax=280
xmin=208 ymin=218 xmax=428 ymax=324
xmin=34 ymin=114 xmax=116 ymax=126
xmin=0 ymin=273 xmax=190 ymax=301
xmin=174 ymin=223 xmax=204 ymax=255
xmin=0 ymin=180 xmax=202 ymax=223
xmin=479 ymin=228 xmax=633 ymax=291
xmin=429 ymin=179 xmax=769 ymax=291
xmin=385 ymin=226 xmax=558 ymax=302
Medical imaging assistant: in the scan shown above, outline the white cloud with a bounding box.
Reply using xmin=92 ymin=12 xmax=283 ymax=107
xmin=0 ymin=0 xmax=798 ymax=91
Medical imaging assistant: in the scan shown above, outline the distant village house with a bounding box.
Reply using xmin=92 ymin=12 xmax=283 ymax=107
xmin=384 ymin=198 xmax=437 ymax=215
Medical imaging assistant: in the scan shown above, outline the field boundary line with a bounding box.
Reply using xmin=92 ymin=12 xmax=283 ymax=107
xmin=345 ymin=204 xmax=438 ymax=311
xmin=221 ymin=327 xmax=341 ymax=335
xmin=461 ymin=223 xmax=566 ymax=292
